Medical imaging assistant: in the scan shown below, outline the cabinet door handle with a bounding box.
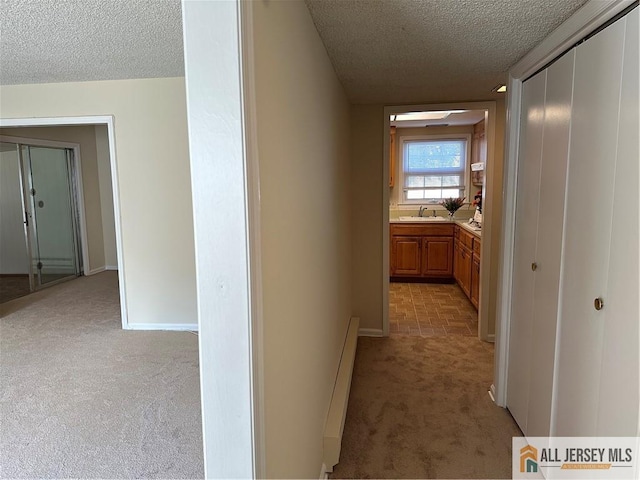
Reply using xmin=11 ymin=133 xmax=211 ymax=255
xmin=594 ymin=297 xmax=604 ymax=311
xmin=531 ymin=262 xmax=538 ymax=271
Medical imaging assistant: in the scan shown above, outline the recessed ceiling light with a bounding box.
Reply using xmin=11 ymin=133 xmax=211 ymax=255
xmin=394 ymin=110 xmax=468 ymax=122
xmin=493 ymin=84 xmax=507 ymax=93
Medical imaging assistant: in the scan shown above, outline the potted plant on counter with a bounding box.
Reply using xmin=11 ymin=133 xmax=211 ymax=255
xmin=440 ymin=197 xmax=465 ymax=221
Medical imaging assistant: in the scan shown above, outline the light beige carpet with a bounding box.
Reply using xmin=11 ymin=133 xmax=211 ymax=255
xmin=0 ymin=272 xmax=204 ymax=479
xmin=331 ymin=336 xmax=522 ymax=479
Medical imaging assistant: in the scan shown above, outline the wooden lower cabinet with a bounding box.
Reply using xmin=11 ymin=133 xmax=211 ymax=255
xmin=422 ymin=237 xmax=453 ymax=277
xmin=391 ymin=236 xmax=422 ymax=276
xmin=455 ymin=243 xmax=472 ymax=297
xmin=453 ymin=225 xmax=481 ymax=309
xmin=390 ymin=223 xmax=454 ymax=280
xmin=470 ymin=254 xmax=480 ymax=308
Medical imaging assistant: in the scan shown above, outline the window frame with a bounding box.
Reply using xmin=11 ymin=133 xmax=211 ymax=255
xmin=396 ymin=133 xmax=472 ymax=206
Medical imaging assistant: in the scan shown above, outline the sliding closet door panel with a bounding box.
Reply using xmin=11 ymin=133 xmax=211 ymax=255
xmin=0 ymin=143 xmax=30 ymax=276
xmin=554 ymin=17 xmax=626 ymax=436
xmin=596 ymin=10 xmax=639 ymax=437
xmin=527 ymin=50 xmax=575 ymax=437
xmin=507 ymin=68 xmax=546 ymax=433
xmin=26 ymin=146 xmax=79 ymax=286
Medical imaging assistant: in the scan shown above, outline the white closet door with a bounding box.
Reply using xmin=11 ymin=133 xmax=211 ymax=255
xmin=507 ymin=68 xmax=546 ymax=433
xmin=596 ymin=9 xmax=639 ymax=437
xmin=554 ymin=16 xmax=626 ymax=436
xmin=527 ymin=49 xmax=575 ymax=437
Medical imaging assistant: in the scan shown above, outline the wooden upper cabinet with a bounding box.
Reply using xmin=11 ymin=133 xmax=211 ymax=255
xmin=389 ymin=126 xmax=397 ymax=188
xmin=471 ymin=119 xmax=486 ymax=186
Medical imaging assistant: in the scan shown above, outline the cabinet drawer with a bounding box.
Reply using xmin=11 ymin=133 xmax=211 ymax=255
xmin=391 ymin=223 xmax=455 ymax=237
xmin=459 ymin=229 xmax=475 ymax=249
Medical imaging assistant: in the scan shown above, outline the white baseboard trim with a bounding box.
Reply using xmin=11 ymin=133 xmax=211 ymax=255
xmin=358 ymin=327 xmax=384 ymax=337
xmin=86 ymin=266 xmax=106 ymax=276
xmin=127 ymin=323 xmax=199 ymax=332
xmin=319 ymin=463 xmax=329 ymax=479
xmin=487 ymin=333 xmax=496 ymax=343
xmin=489 ymin=383 xmax=498 ymax=404
xmin=105 ymin=265 xmax=118 ymax=271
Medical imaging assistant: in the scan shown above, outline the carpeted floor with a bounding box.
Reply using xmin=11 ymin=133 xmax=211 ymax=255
xmin=331 ymin=335 xmax=522 ymax=479
xmin=0 ymin=272 xmax=204 ymax=479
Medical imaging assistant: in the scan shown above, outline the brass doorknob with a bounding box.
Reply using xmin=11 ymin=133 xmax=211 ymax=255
xmin=594 ymin=297 xmax=604 ymax=311
xmin=531 ymin=262 xmax=537 ymax=271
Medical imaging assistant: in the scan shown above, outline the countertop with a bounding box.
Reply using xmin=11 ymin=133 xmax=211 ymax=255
xmin=456 ymin=220 xmax=482 ymax=238
xmin=389 ymin=217 xmax=482 ymax=238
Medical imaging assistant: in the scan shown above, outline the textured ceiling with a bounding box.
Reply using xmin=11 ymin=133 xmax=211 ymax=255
xmin=1 ymin=0 xmax=588 ymax=104
xmin=305 ymin=0 xmax=588 ymax=104
xmin=0 ymin=0 xmax=184 ymax=85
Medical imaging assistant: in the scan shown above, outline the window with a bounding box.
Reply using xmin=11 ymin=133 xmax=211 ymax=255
xmin=399 ymin=135 xmax=469 ymax=204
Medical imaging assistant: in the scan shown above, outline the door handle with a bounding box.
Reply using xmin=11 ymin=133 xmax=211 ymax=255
xmin=531 ymin=262 xmax=538 ymax=271
xmin=594 ymin=297 xmax=604 ymax=311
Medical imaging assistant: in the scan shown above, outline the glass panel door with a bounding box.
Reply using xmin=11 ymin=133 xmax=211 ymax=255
xmin=22 ymin=145 xmax=81 ymax=287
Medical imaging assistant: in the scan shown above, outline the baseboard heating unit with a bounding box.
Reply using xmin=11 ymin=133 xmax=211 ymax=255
xmin=323 ymin=316 xmax=360 ymax=472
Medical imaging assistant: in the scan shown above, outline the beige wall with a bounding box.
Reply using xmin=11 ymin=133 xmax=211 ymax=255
xmin=252 ymin=0 xmax=352 ymax=477
xmin=95 ymin=125 xmax=117 ymax=268
xmin=0 ymin=78 xmax=196 ymax=326
xmin=0 ymin=125 xmax=108 ymax=272
xmin=351 ymin=104 xmax=506 ymax=333
xmin=351 ymin=105 xmax=385 ymax=331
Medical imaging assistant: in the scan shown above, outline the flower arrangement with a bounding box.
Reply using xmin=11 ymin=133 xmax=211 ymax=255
xmin=440 ymin=197 xmax=466 ymax=218
xmin=472 ymin=190 xmax=482 ymax=213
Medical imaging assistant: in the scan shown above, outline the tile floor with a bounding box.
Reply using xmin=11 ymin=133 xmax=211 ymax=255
xmin=389 ymin=282 xmax=478 ymax=337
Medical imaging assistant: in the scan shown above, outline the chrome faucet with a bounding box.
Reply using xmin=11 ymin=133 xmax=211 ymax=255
xmin=432 ymin=209 xmax=437 ymax=217
xmin=418 ymin=205 xmax=426 ymax=217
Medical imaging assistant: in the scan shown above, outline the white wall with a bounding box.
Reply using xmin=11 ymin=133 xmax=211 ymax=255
xmin=0 ymin=78 xmax=196 ymax=327
xmin=0 ymin=147 xmax=29 ymax=274
xmin=252 ymin=0 xmax=352 ymax=477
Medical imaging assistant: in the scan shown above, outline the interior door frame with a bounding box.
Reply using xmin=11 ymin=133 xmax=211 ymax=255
xmin=494 ymin=0 xmax=634 ymax=407
xmin=2 ymin=135 xmax=89 ymax=282
xmin=0 ymin=116 xmax=128 ymax=329
xmin=182 ymin=0 xmax=265 ymax=477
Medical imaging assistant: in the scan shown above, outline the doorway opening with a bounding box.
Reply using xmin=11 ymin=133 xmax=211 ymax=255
xmin=382 ymin=102 xmax=501 ymax=360
xmin=0 ymin=117 xmax=126 ymax=329
xmin=1 ymin=139 xmax=85 ymax=302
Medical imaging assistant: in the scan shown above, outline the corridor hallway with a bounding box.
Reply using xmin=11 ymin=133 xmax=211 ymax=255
xmin=331 ymin=335 xmax=521 ymax=478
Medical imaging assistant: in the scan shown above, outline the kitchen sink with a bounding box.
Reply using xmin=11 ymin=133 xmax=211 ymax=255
xmin=397 ymin=216 xmax=448 ymax=222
